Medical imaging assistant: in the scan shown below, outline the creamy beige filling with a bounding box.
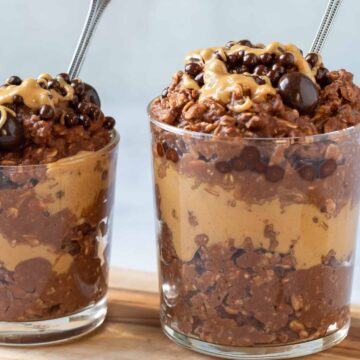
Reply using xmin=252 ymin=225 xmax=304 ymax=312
xmin=0 ymin=233 xmax=72 ymax=274
xmin=35 ymin=150 xmax=112 ymax=219
xmin=155 ymin=161 xmax=358 ymax=268
xmin=0 ymin=150 xmax=114 ymax=273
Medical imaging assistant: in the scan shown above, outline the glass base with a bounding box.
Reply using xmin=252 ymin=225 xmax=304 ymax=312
xmin=162 ymin=320 xmax=350 ymax=359
xmin=0 ymin=297 xmax=107 ymax=346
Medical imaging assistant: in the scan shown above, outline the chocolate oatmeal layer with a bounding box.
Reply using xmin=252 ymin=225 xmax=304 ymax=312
xmin=0 ymin=73 xmax=118 ymax=321
xmin=150 ymin=40 xmax=360 ymax=349
xmin=160 ymin=223 xmax=352 ymax=346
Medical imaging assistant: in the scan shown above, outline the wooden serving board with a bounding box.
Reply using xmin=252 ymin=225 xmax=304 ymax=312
xmin=0 ymin=268 xmax=358 ymax=360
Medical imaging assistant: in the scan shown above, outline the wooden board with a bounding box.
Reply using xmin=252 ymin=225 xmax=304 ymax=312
xmin=0 ymin=268 xmax=358 ymax=360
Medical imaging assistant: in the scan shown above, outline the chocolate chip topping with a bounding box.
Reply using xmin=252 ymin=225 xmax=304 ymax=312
xmin=39 ymin=104 xmax=55 ymax=120
xmin=185 ymin=63 xmax=202 ymax=78
xmin=7 ymin=76 xmax=22 ymax=86
xmin=278 ymin=72 xmax=319 ymax=114
xmin=82 ymin=83 xmax=101 ymax=107
xmin=0 ymin=114 xmax=25 ymax=152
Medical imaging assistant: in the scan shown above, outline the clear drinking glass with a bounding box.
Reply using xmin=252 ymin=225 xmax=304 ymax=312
xmin=150 ymin=105 xmax=359 ymax=359
xmin=0 ymin=131 xmax=119 ymax=345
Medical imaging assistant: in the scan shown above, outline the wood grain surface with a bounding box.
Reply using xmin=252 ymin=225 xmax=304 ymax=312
xmin=0 ymin=268 xmax=358 ymax=360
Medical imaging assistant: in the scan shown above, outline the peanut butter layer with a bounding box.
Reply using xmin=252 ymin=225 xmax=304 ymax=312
xmin=0 ymin=234 xmax=72 ymax=274
xmin=155 ymin=160 xmax=357 ymax=268
xmin=35 ymin=149 xmax=114 ymax=219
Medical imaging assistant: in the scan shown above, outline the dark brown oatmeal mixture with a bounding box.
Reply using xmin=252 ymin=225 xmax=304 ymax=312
xmin=160 ymin=223 xmax=352 ymax=346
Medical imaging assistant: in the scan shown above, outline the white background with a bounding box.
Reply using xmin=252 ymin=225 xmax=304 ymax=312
xmin=0 ymin=0 xmax=358 ymax=302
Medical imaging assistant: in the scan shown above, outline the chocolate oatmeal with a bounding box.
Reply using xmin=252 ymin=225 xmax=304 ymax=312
xmin=0 ymin=73 xmax=118 ymax=321
xmin=150 ymin=40 xmax=359 ymax=347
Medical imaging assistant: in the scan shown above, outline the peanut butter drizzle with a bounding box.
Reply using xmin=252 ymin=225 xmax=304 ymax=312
xmin=184 ymin=41 xmax=323 ymax=112
xmin=0 ymin=74 xmax=74 ymax=112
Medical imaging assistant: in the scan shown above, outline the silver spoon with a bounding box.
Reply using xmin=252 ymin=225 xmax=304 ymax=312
xmin=310 ymin=0 xmax=343 ymax=53
xmin=68 ymin=0 xmax=111 ymax=80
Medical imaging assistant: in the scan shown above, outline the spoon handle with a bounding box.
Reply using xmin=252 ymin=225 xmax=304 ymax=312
xmin=68 ymin=0 xmax=111 ymax=80
xmin=310 ymin=0 xmax=343 ymax=53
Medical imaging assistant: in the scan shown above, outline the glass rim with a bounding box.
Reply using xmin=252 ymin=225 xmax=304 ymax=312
xmin=0 ymin=129 xmax=120 ymax=169
xmin=147 ymin=98 xmax=360 ymax=144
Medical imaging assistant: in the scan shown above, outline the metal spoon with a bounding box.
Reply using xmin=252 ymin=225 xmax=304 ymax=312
xmin=310 ymin=0 xmax=343 ymax=53
xmin=68 ymin=0 xmax=111 ymax=80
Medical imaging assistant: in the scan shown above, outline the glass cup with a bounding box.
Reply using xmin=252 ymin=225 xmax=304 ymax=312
xmin=0 ymin=131 xmax=119 ymax=345
xmin=150 ymin=106 xmax=359 ymax=359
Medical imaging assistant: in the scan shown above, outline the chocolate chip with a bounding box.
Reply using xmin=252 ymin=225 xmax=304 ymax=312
xmin=227 ymin=54 xmax=240 ymax=68
xmin=64 ymin=112 xmax=79 ymax=128
xmin=230 ymin=157 xmax=247 ymax=172
xmin=161 ymin=87 xmax=169 ymax=98
xmin=78 ymin=102 xmax=91 ymax=115
xmin=272 ymin=63 xmax=286 ymax=75
xmin=253 ymin=75 xmax=266 ymax=85
xmin=88 ymin=105 xmax=100 ymax=120
xmin=12 ymin=95 xmax=24 ymax=105
xmin=30 ymin=178 xmax=39 ymax=186
xmin=238 ymin=40 xmax=253 ymax=47
xmin=266 ymin=165 xmax=285 ymax=182
xmin=166 ymin=148 xmax=179 ymax=163
xmin=319 ymin=159 xmax=337 ymax=178
xmin=279 ymin=52 xmax=295 ymax=67
xmin=299 ymin=165 xmax=317 ymax=181
xmin=0 ymin=114 xmax=25 ymax=152
xmin=39 ymin=104 xmax=55 ymax=120
xmin=305 ymin=53 xmax=319 ymax=68
xmin=241 ymin=146 xmax=261 ymax=163
xmin=56 ymin=190 xmax=65 ymax=199
xmin=243 ymin=53 xmax=258 ymax=68
xmin=267 ymin=69 xmax=282 ymax=86
xmin=103 ymin=116 xmax=115 ymax=130
xmin=48 ymin=79 xmax=61 ymax=91
xmin=82 ymin=83 xmax=101 ymax=107
xmin=278 ymin=72 xmax=319 ymax=114
xmin=316 ymin=67 xmax=330 ymax=88
xmin=215 ymin=161 xmax=232 ymax=174
xmin=70 ymin=94 xmax=80 ymax=108
xmin=79 ymin=114 xmax=91 ymax=129
xmin=185 ymin=62 xmax=202 ymax=78
xmin=57 ymin=73 xmax=71 ymax=84
xmin=254 ymin=65 xmax=268 ymax=76
xmin=7 ymin=76 xmax=22 ymax=86
xmin=238 ymin=50 xmax=245 ymax=62
xmin=73 ymin=82 xmax=86 ymax=96
xmin=195 ymin=72 xmax=204 ymax=86
xmin=259 ymin=52 xmax=273 ymax=65
xmin=68 ymin=241 xmax=81 ymax=256
xmin=250 ymin=161 xmax=267 ymax=174
xmin=235 ymin=65 xmax=249 ymax=74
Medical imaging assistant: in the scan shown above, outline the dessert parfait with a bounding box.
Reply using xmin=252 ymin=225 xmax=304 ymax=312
xmin=149 ymin=40 xmax=360 ymax=358
xmin=0 ymin=73 xmax=118 ymax=344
